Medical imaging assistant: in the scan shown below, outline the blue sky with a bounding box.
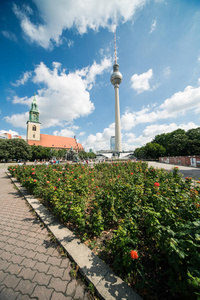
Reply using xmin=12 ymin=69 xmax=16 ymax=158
xmin=1 ymin=0 xmax=200 ymax=152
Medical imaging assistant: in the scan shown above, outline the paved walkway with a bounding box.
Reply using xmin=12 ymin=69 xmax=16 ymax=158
xmin=0 ymin=166 xmax=90 ymax=300
xmin=147 ymin=161 xmax=200 ymax=179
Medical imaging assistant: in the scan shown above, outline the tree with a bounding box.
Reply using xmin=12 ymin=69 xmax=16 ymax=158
xmin=7 ymin=139 xmax=32 ymax=161
xmin=0 ymin=139 xmax=9 ymax=161
xmin=79 ymin=151 xmax=96 ymax=160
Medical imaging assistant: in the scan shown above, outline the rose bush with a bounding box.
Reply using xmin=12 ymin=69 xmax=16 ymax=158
xmin=8 ymin=162 xmax=200 ymax=300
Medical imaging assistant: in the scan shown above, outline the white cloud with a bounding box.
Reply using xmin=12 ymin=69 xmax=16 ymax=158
xmin=1 ymin=30 xmax=17 ymax=42
xmin=53 ymin=128 xmax=75 ymax=138
xmin=142 ymin=122 xmax=198 ymax=138
xmin=79 ymin=132 xmax=86 ymax=136
xmin=160 ymin=85 xmax=200 ymax=114
xmin=83 ymin=123 xmax=115 ymax=151
xmin=5 ymin=57 xmax=111 ymax=129
xmin=4 ymin=112 xmax=29 ymax=129
xmin=163 ymin=66 xmax=171 ymax=78
xmin=130 ymin=69 xmax=155 ymax=94
xmin=11 ymin=71 xmax=32 ymax=87
xmin=122 ymin=81 xmax=200 ymax=131
xmin=13 ymin=0 xmax=147 ymax=49
xmin=150 ymin=19 xmax=157 ymax=33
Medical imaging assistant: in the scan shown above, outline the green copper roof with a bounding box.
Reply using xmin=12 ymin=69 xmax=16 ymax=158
xmin=30 ymin=94 xmax=39 ymax=113
xmin=28 ymin=94 xmax=40 ymax=123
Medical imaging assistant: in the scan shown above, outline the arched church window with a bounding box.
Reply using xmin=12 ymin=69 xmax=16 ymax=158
xmin=32 ymin=125 xmax=36 ymax=131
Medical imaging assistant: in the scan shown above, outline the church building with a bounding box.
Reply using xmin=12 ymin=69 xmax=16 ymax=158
xmin=27 ymin=95 xmax=84 ymax=152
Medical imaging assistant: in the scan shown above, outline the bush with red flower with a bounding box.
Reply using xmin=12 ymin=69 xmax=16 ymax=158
xmin=8 ymin=161 xmax=200 ymax=300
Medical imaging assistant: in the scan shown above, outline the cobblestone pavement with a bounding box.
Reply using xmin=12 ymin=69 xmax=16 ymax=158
xmin=0 ymin=167 xmax=90 ymax=300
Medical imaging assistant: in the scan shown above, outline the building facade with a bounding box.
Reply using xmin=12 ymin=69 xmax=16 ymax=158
xmin=0 ymin=132 xmax=21 ymax=139
xmin=27 ymin=95 xmax=84 ymax=152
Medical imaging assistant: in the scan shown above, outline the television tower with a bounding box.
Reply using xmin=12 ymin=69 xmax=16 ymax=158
xmin=110 ymin=28 xmax=122 ymax=152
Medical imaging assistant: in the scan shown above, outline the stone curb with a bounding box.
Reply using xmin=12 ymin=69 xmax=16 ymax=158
xmin=8 ymin=173 xmax=143 ymax=300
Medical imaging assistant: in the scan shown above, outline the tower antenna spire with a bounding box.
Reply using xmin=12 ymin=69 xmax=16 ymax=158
xmin=114 ymin=27 xmax=117 ymax=64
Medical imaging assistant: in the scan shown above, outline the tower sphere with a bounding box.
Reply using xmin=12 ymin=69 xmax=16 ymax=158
xmin=110 ymin=63 xmax=122 ymax=86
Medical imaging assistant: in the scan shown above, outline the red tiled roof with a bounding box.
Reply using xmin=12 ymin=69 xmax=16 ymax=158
xmin=77 ymin=143 xmax=84 ymax=151
xmin=28 ymin=134 xmax=84 ymax=150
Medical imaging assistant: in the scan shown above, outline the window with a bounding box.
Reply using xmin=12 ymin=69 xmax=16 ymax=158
xmin=33 ymin=134 xmax=35 ymax=138
xmin=32 ymin=125 xmax=36 ymax=131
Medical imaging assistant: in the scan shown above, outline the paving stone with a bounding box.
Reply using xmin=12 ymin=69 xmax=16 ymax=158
xmin=27 ymin=232 xmax=38 ymax=238
xmin=26 ymin=237 xmax=38 ymax=244
xmin=45 ymin=248 xmax=58 ymax=256
xmin=33 ymin=252 xmax=49 ymax=263
xmin=62 ymin=268 xmax=71 ymax=282
xmin=9 ymin=232 xmax=19 ymax=239
xmin=15 ymin=241 xmax=27 ymax=248
xmin=20 ymin=230 xmax=29 ymax=235
xmin=3 ymin=244 xmax=16 ymax=253
xmin=0 ymin=285 xmax=5 ymax=292
xmin=16 ymin=293 xmax=38 ymax=300
xmin=15 ymin=278 xmax=37 ymax=295
xmin=6 ymin=264 xmax=22 ymax=275
xmin=32 ymin=272 xmax=52 ymax=286
xmin=33 ymin=245 xmax=48 ymax=253
xmin=74 ymin=283 xmax=86 ymax=300
xmin=51 ymin=291 xmax=73 ymax=300
xmin=66 ymin=279 xmax=76 ymax=296
xmin=18 ymin=267 xmax=37 ymax=280
xmin=21 ymin=258 xmax=37 ymax=269
xmin=0 ymin=259 xmax=11 ymax=272
xmin=9 ymin=254 xmax=25 ymax=265
xmin=22 ymin=250 xmax=37 ymax=259
xmin=31 ymin=285 xmax=54 ymax=300
xmin=0 ymin=251 xmax=13 ymax=260
xmin=0 ymin=270 xmax=8 ymax=283
xmin=17 ymin=235 xmax=29 ymax=242
xmin=0 ymin=286 xmax=20 ymax=300
xmin=60 ymin=258 xmax=70 ymax=269
xmin=32 ymin=261 xmax=50 ymax=273
xmin=48 ymin=277 xmax=68 ymax=293
xmin=0 ymin=241 xmax=6 ymax=249
xmin=23 ymin=243 xmax=37 ymax=251
xmin=47 ymin=265 xmax=65 ymax=278
xmin=46 ymin=256 xmax=62 ymax=266
xmin=13 ymin=247 xmax=26 ymax=256
xmin=0 ymin=235 xmax=10 ymax=242
xmin=1 ymin=273 xmax=21 ymax=289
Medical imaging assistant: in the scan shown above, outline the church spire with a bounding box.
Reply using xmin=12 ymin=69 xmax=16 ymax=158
xmin=29 ymin=94 xmax=40 ymax=123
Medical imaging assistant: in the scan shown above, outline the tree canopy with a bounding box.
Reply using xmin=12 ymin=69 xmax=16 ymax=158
xmin=0 ymin=139 xmax=96 ymax=162
xmin=134 ymin=127 xmax=200 ymax=159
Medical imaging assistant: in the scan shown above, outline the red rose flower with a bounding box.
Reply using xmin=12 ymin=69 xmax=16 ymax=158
xmin=154 ymin=182 xmax=160 ymax=187
xmin=130 ymin=250 xmax=138 ymax=260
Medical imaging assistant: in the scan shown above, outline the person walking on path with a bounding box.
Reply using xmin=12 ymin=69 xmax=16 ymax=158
xmin=0 ymin=166 xmax=89 ymax=300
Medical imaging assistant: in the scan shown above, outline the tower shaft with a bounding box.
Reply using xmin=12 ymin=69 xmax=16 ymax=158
xmin=114 ymin=84 xmax=122 ymax=152
xmin=110 ymin=29 xmax=122 ymax=152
